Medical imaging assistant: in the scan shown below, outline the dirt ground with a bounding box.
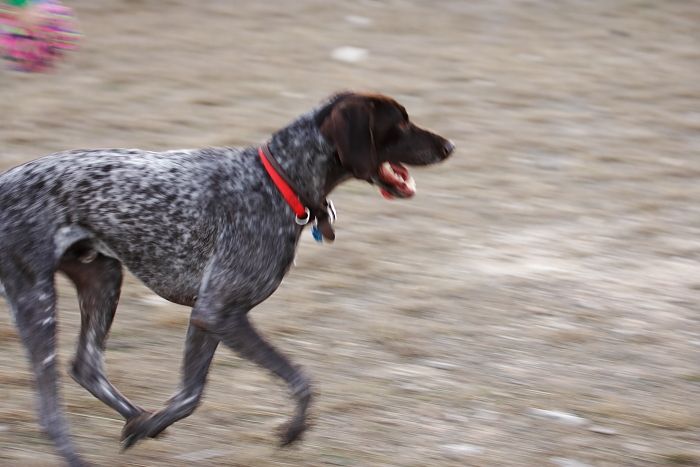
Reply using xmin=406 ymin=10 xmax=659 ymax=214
xmin=1 ymin=0 xmax=699 ymax=465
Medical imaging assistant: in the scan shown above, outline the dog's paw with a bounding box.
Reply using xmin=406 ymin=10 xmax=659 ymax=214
xmin=121 ymin=411 xmax=154 ymax=451
xmin=277 ymin=417 xmax=308 ymax=446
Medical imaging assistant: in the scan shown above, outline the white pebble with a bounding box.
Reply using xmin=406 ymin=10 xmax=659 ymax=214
xmin=441 ymin=443 xmax=484 ymax=458
xmin=331 ymin=46 xmax=369 ymax=63
xmin=550 ymin=457 xmax=592 ymax=467
xmin=527 ymin=408 xmax=588 ymax=426
xmin=344 ymin=15 xmax=372 ymax=27
xmin=589 ymin=425 xmax=617 ymax=435
xmin=423 ymin=359 xmax=458 ymax=370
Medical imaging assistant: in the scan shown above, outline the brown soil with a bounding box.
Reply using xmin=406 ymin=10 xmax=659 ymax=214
xmin=1 ymin=1 xmax=699 ymax=465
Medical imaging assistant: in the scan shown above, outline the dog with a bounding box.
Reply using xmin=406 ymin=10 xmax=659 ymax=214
xmin=0 ymin=92 xmax=454 ymax=466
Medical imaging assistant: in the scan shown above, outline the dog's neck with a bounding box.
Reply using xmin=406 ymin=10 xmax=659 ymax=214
xmin=266 ymin=108 xmax=350 ymax=207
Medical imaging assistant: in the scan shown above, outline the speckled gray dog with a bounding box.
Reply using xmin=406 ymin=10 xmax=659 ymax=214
xmin=0 ymin=92 xmax=454 ymax=466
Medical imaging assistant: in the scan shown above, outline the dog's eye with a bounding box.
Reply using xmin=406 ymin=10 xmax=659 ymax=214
xmin=382 ymin=123 xmax=408 ymax=145
xmin=377 ymin=120 xmax=410 ymax=147
xmin=399 ymin=122 xmax=412 ymax=134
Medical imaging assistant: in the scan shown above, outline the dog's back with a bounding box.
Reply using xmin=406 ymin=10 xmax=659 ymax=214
xmin=0 ymin=147 xmax=255 ymax=303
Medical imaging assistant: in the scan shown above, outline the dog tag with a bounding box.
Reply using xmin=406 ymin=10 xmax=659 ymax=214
xmin=311 ymin=224 xmax=323 ymax=243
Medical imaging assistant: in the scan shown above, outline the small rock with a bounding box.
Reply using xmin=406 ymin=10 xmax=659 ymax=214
xmin=550 ymin=457 xmax=592 ymax=467
xmin=516 ymin=53 xmax=544 ymax=62
xmin=622 ymin=441 xmax=654 ymax=453
xmin=422 ymin=359 xmax=458 ymax=370
xmin=344 ymin=15 xmax=372 ymax=27
xmin=528 ymin=408 xmax=588 ymax=426
xmin=473 ymin=408 xmax=501 ymax=422
xmin=441 ymin=443 xmax=484 ymax=458
xmin=331 ymin=46 xmax=368 ymax=63
xmin=589 ymin=425 xmax=617 ymax=435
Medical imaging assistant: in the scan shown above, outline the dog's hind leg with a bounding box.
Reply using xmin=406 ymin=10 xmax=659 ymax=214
xmin=4 ymin=272 xmax=88 ymax=466
xmin=59 ymin=251 xmax=145 ymax=421
xmin=121 ymin=318 xmax=219 ymax=449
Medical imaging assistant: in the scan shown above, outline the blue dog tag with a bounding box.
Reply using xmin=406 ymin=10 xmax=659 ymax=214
xmin=311 ymin=224 xmax=323 ymax=243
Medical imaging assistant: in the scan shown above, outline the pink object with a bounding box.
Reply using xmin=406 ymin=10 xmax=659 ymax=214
xmin=0 ymin=0 xmax=80 ymax=72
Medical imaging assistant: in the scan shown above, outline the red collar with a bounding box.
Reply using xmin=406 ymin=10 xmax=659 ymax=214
xmin=259 ymin=145 xmax=310 ymax=224
xmin=258 ymin=144 xmax=337 ymax=242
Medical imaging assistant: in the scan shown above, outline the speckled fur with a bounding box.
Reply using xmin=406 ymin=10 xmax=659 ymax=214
xmin=0 ymin=93 xmax=453 ymax=467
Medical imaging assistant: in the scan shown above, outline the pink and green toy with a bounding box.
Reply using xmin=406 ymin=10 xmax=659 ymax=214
xmin=0 ymin=0 xmax=80 ymax=72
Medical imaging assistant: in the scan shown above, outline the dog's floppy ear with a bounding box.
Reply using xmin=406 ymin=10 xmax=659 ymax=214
xmin=321 ymin=98 xmax=376 ymax=181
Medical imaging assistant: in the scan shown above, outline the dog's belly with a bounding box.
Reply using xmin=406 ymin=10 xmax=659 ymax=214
xmin=58 ymin=212 xmax=218 ymax=307
xmin=122 ymin=257 xmax=205 ymax=307
xmin=97 ymin=226 xmax=216 ymax=307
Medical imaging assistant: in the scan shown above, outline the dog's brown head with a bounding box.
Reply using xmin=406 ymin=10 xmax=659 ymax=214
xmin=317 ymin=92 xmax=454 ymax=199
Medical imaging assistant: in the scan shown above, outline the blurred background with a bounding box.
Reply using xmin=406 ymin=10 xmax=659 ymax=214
xmin=1 ymin=0 xmax=699 ymax=465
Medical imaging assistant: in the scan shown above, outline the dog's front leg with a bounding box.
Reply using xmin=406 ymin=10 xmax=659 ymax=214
xmin=217 ymin=311 xmax=313 ymax=445
xmin=121 ymin=318 xmax=219 ymax=450
xmin=119 ymin=308 xmax=311 ymax=448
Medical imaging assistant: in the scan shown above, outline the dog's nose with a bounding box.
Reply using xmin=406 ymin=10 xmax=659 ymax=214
xmin=443 ymin=140 xmax=455 ymax=156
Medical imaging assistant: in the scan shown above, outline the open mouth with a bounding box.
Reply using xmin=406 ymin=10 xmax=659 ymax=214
xmin=375 ymin=162 xmax=416 ymax=199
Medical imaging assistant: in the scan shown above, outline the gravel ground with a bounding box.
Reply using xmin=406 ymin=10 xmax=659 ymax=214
xmin=0 ymin=1 xmax=699 ymax=465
